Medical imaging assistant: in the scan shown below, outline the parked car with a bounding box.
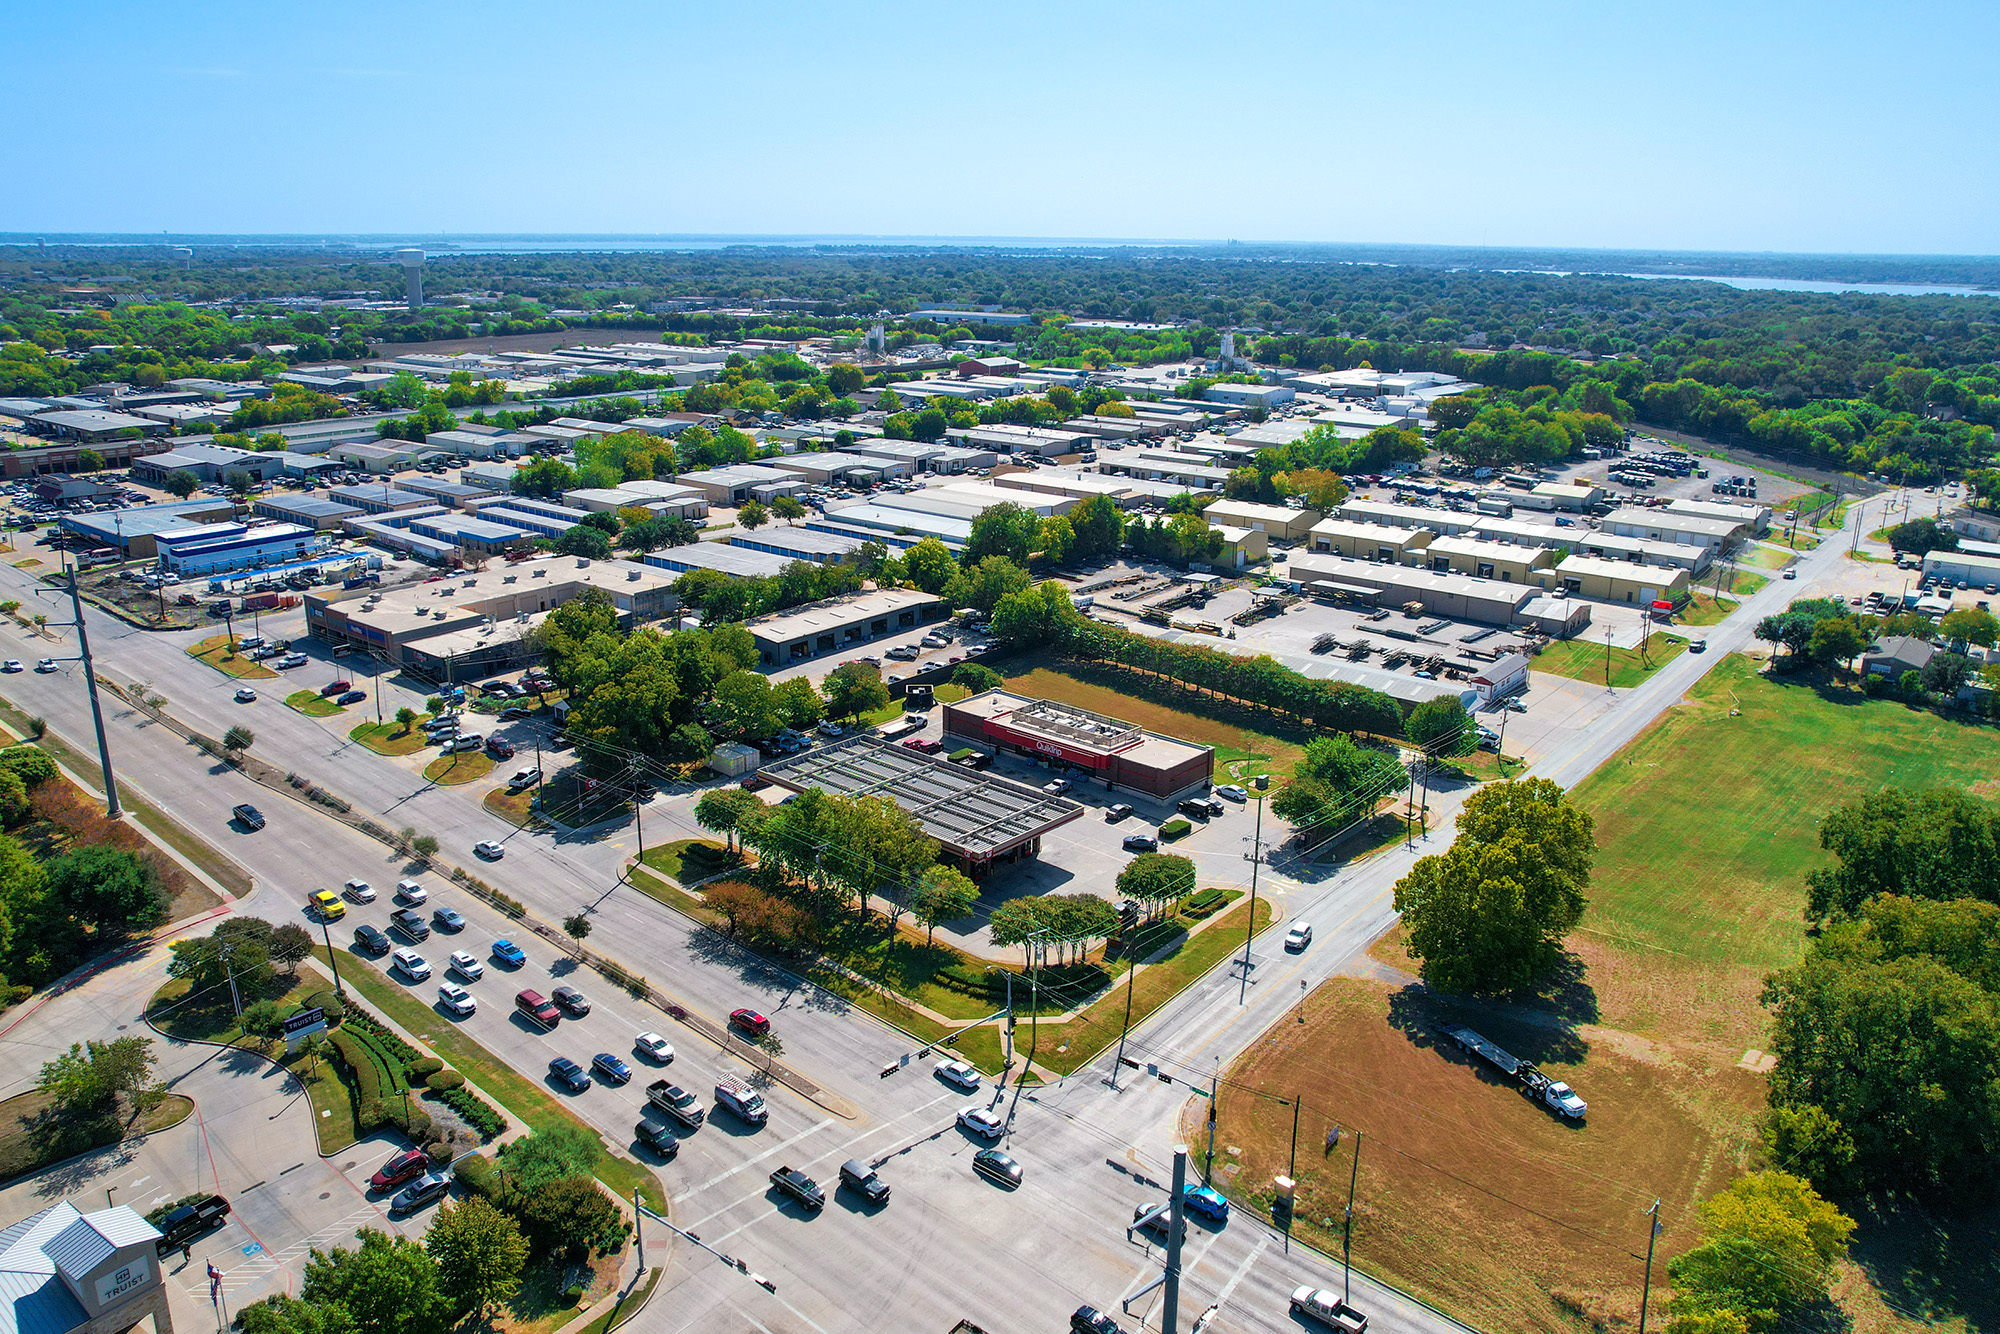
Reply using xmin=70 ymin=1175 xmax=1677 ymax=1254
xmin=391 ymin=949 xmax=431 ymax=982
xmin=310 ymin=890 xmax=345 ymax=920
xmin=319 ymin=679 xmax=350 ymax=697
xmin=1215 ymin=784 xmax=1249 ymax=802
xmin=391 ymin=908 xmax=430 ymax=940
xmin=635 ymin=1032 xmax=675 ymax=1063
xmin=1122 ymin=834 xmax=1159 ymax=854
xmin=635 ymin=1121 xmax=680 ymax=1158
xmin=592 ymin=1052 xmax=633 ymax=1085
xmin=432 ymin=907 xmax=465 ymax=932
xmin=491 ymin=938 xmax=526 ymax=967
xmin=448 ymin=950 xmax=483 ymax=980
xmin=369 ymin=1149 xmax=430 ymax=1191
xmin=394 ymin=880 xmax=427 ymax=905
xmin=152 ymin=1195 xmax=231 ymax=1255
xmin=1106 ymin=804 xmax=1135 ymax=822
xmin=344 ymin=880 xmax=376 ymax=903
xmin=548 ymin=1057 xmax=590 ymax=1092
xmin=487 ymin=737 xmax=515 ymax=759
xmin=389 ymin=1173 xmax=450 ymax=1215
xmin=1043 ymin=778 xmax=1072 ymax=796
xmin=353 ymin=923 xmax=390 ymax=956
xmin=553 ymin=984 xmax=590 ymax=1016
xmin=437 ymin=983 xmax=475 ymax=1016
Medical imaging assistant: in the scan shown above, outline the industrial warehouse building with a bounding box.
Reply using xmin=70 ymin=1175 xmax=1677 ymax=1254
xmin=1922 ymin=549 xmax=2000 ymax=588
xmin=772 ymin=451 xmax=913 ymax=485
xmin=942 ymin=690 xmax=1215 ymax=801
xmin=1307 ymin=518 xmax=1436 ymax=562
xmin=642 ymin=543 xmax=797 ymax=579
xmin=1549 ymin=554 xmax=1692 ymax=604
xmin=156 ymin=521 xmax=319 ymax=574
xmin=1421 ymin=536 xmax=1556 ymax=583
xmin=1286 ymin=553 xmax=1540 ymax=626
xmin=742 ymin=589 xmax=944 ymax=666
xmin=1666 ymin=497 xmax=1772 ymax=533
xmin=1334 ymin=498 xmax=1483 ymax=536
xmin=130 ymin=442 xmax=283 ymax=485
xmin=1601 ymin=507 xmax=1745 ymax=551
xmin=728 ymin=528 xmax=868 ymax=564
xmin=676 ymin=465 xmax=806 ymax=505
xmin=57 ymin=499 xmax=237 ymax=558
xmin=251 ymin=494 xmax=364 ymax=531
xmin=305 ymin=557 xmax=676 ymax=677
xmin=756 ymin=734 xmax=1082 ymax=877
xmin=1200 ymin=500 xmax=1322 ymax=543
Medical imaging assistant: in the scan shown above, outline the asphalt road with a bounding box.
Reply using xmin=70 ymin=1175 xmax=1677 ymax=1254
xmin=0 ymin=490 xmax=1909 ymax=1334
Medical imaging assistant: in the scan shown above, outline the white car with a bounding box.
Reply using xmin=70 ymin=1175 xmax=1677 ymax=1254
xmin=437 ymin=982 xmax=475 ymax=1016
xmin=473 ymin=840 xmax=505 ymax=860
xmin=1042 ymin=778 xmax=1071 ymax=796
xmin=635 ymin=1032 xmax=675 ymax=1063
xmin=391 ymin=949 xmax=431 ymax=982
xmin=343 ymin=880 xmax=376 ymax=903
xmin=957 ymin=1106 xmax=1005 ymax=1139
xmin=0 ymin=661 xmax=20 ymax=673
xmin=447 ymin=950 xmax=482 ymax=980
xmin=935 ymin=1059 xmax=981 ymax=1091
xmin=1284 ymin=922 xmax=1313 ymax=951
xmin=35 ymin=659 xmax=56 ymax=673
xmin=1215 ymin=784 xmax=1249 ymax=802
xmin=234 ymin=687 xmax=257 ymax=703
xmin=395 ymin=880 xmax=428 ymax=905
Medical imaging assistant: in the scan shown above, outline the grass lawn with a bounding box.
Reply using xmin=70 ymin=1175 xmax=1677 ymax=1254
xmin=1677 ymin=590 xmax=1740 ymax=626
xmin=499 ymin=1257 xmax=620 ymax=1334
xmin=312 ymin=947 xmax=663 ymax=1211
xmin=1210 ymin=976 xmax=1766 ymax=1334
xmin=482 ymin=785 xmax=544 ymax=827
xmin=1436 ymin=750 xmax=1526 ymax=784
xmin=1738 ymin=541 xmax=1798 ymax=570
xmin=1000 ymin=656 xmax=1307 ymax=773
xmin=1728 ymin=567 xmax=1770 ymax=595
xmin=569 ymin=1267 xmax=661 ymax=1334
xmin=852 ymin=697 xmax=907 ymax=728
xmin=1530 ymin=634 xmax=1689 ymax=690
xmin=425 ymin=751 xmax=495 ymax=786
xmin=532 ymin=770 xmax=631 ymax=827
xmin=285 ymin=690 xmax=344 ymax=717
xmin=350 ymin=716 xmax=437 ymax=756
xmin=637 ymin=839 xmax=739 ymax=885
xmin=187 ymin=634 xmax=277 ymax=680
xmin=0 ymin=1090 xmax=193 ymax=1181
xmin=1571 ymin=653 xmax=2000 ymax=1050
xmin=931 ymin=683 xmax=971 ymax=704
xmin=149 ymin=970 xmax=361 ymax=1152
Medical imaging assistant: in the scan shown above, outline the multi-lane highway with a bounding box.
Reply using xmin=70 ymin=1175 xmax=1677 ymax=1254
xmin=0 ymin=489 xmax=1903 ymax=1334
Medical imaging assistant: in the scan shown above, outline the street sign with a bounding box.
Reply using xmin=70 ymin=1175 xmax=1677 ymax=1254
xmin=283 ymin=1006 xmax=327 ymax=1051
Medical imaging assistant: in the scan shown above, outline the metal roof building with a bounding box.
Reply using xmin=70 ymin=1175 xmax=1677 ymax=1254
xmin=728 ymin=528 xmax=867 ymax=564
xmin=642 ymin=542 xmax=797 ymax=579
xmin=756 ymin=733 xmax=1082 ymax=874
xmin=0 ymin=1202 xmax=169 ymax=1334
xmin=742 ymin=588 xmax=943 ymax=666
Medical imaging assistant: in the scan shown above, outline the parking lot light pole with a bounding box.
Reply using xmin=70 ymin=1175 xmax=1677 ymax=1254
xmin=319 ymin=919 xmax=343 ymax=996
xmin=1237 ymin=775 xmax=1269 ymax=1004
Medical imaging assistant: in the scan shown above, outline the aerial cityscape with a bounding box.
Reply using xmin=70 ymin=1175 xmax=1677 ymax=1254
xmin=0 ymin=7 xmax=1996 ymax=1334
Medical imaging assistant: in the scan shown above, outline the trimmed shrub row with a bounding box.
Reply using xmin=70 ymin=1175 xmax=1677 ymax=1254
xmin=436 ymin=1085 xmax=506 ymax=1139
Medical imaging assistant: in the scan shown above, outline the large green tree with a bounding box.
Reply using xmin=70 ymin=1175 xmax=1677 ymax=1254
xmin=301 ymin=1230 xmax=449 ymax=1334
xmin=966 ymin=503 xmax=1039 ymax=566
xmin=424 ymin=1197 xmax=528 ymax=1321
xmin=1666 ymin=1171 xmax=1854 ymax=1333
xmin=911 ymin=865 xmax=980 ymax=944
xmin=515 ymin=1176 xmax=625 ymax=1262
xmin=711 ymin=670 xmax=775 ymax=740
xmin=1392 ymin=778 xmax=1594 ymax=993
xmin=771 ymin=676 xmax=825 ymax=730
xmin=824 ymin=661 xmax=888 ymax=721
xmin=903 ymin=536 xmax=958 ymax=594
xmin=1405 ymin=697 xmax=1476 ymax=761
xmin=1271 ymin=735 xmax=1408 ymax=844
xmin=1805 ymin=786 xmax=2000 ymax=922
xmin=1115 ymin=852 xmax=1197 ymax=919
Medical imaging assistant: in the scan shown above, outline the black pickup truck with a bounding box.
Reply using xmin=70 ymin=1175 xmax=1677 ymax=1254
xmin=769 ymin=1166 xmax=825 ymax=1211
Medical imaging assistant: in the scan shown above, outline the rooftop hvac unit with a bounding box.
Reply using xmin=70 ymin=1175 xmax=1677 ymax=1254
xmin=627 ymin=569 xmax=641 ymax=580
xmin=575 ymin=558 xmax=590 ymax=568
xmin=517 ymin=612 xmax=530 ymax=623
xmin=503 ymin=574 xmax=516 ymax=583
xmin=532 ymin=569 xmax=547 ymax=578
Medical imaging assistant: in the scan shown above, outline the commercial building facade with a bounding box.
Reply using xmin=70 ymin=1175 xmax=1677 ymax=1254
xmin=942 ymin=690 xmax=1214 ymax=801
xmin=743 ymin=589 xmax=944 ymax=666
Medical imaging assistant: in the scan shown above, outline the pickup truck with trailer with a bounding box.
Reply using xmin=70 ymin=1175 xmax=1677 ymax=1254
xmin=1435 ymin=1023 xmax=1587 ymax=1119
xmin=769 ymin=1166 xmax=825 ymax=1210
xmin=647 ymin=1080 xmax=705 ymax=1128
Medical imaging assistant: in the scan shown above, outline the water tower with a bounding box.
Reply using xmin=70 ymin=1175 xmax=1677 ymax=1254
xmin=394 ymin=248 xmax=425 ymax=310
xmin=170 ymin=247 xmax=193 ymax=267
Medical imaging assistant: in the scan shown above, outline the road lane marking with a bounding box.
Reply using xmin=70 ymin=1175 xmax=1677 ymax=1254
xmin=674 ymin=1117 xmax=835 ymax=1202
xmin=1208 ymin=1233 xmax=1266 ymax=1310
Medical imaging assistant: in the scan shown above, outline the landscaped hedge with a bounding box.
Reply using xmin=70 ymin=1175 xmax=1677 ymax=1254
xmin=408 ymin=1057 xmax=444 ymax=1079
xmin=1160 ymin=818 xmax=1192 ymax=840
xmin=1181 ymin=888 xmax=1229 ymax=920
xmin=436 ymin=1085 xmax=506 ymax=1139
xmin=452 ymin=1152 xmax=502 ymax=1201
xmin=426 ymin=1069 xmax=465 ymax=1091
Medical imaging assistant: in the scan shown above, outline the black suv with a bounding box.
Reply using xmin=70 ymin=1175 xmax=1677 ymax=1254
xmin=354 ymin=923 xmax=391 ymax=956
xmin=231 ymin=803 xmax=265 ymax=831
xmin=391 ymin=908 xmax=430 ymax=940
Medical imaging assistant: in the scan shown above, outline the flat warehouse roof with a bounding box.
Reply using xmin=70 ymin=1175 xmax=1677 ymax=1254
xmin=757 ymin=735 xmax=1083 ymax=858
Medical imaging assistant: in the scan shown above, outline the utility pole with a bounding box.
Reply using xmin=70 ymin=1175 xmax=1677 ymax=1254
xmin=220 ymin=946 xmax=243 ymax=1018
xmin=1021 ymin=931 xmax=1049 ymax=1078
xmin=1203 ymin=1057 xmax=1219 ymax=1184
xmin=1110 ymin=919 xmax=1138 ymax=1090
xmin=631 ymin=762 xmax=646 ymax=860
xmin=1162 ymin=1145 xmax=1187 ymax=1334
xmin=1341 ymin=1129 xmax=1364 ymax=1305
xmin=1637 ymin=1199 xmax=1663 ymax=1334
xmin=63 ymin=569 xmax=122 ymax=817
xmin=319 ymin=918 xmax=344 ymax=996
xmin=633 ymin=1188 xmax=645 ymax=1277
xmin=1237 ymin=775 xmax=1268 ymax=1003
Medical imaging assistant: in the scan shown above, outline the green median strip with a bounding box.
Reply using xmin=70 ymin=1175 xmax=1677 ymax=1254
xmin=286 ymin=690 xmax=343 ymax=717
xmin=312 ymin=947 xmax=664 ymax=1212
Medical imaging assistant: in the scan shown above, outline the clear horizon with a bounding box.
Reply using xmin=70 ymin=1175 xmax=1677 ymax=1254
xmin=9 ymin=0 xmax=1998 ymax=252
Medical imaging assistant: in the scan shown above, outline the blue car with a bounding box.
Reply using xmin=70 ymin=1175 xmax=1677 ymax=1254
xmin=491 ymin=939 xmax=526 ymax=967
xmin=1182 ymin=1184 xmax=1230 ymax=1222
xmin=592 ymin=1053 xmax=633 ymax=1085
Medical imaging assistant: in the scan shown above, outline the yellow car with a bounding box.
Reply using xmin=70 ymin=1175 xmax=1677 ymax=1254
xmin=311 ymin=890 xmax=345 ymax=920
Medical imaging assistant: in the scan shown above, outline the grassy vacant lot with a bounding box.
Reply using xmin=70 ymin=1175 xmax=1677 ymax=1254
xmin=0 ymin=1089 xmax=193 ymax=1182
xmin=1000 ymin=656 xmax=1306 ymax=773
xmin=1570 ymin=652 xmax=2000 ymax=1051
xmin=187 ymin=634 xmax=277 ymax=679
xmin=1738 ymin=541 xmax=1799 ymax=569
xmin=1677 ymin=590 xmax=1739 ymax=626
xmin=1531 ymin=634 xmax=1689 ymax=689
xmin=482 ymin=784 xmax=542 ymax=827
xmin=350 ymin=716 xmax=436 ymax=756
xmin=1210 ymin=977 xmax=1765 ymax=1334
xmin=312 ymin=946 xmax=663 ymax=1211
xmin=424 ymin=751 xmax=494 ymax=786
xmin=637 ymin=838 xmax=740 ymax=885
xmin=285 ymin=690 xmax=343 ymax=717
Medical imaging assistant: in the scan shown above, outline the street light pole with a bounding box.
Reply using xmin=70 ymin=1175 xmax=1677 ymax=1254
xmin=64 ymin=567 xmax=122 ymax=818
xmin=1110 ymin=920 xmax=1138 ymax=1090
xmin=319 ymin=918 xmax=344 ymax=996
xmin=1238 ymin=774 xmax=1268 ymax=1004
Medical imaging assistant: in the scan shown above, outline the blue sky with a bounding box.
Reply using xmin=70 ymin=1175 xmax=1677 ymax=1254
xmin=11 ymin=0 xmax=1998 ymax=253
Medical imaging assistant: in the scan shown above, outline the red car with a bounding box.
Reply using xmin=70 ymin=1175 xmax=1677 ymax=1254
xmin=369 ymin=1148 xmax=430 ymax=1190
xmin=740 ymin=775 xmax=770 ymax=792
xmin=730 ymin=1008 xmax=771 ymax=1037
xmin=902 ymin=737 xmax=942 ymax=753
xmin=319 ymin=679 xmax=352 ymax=697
